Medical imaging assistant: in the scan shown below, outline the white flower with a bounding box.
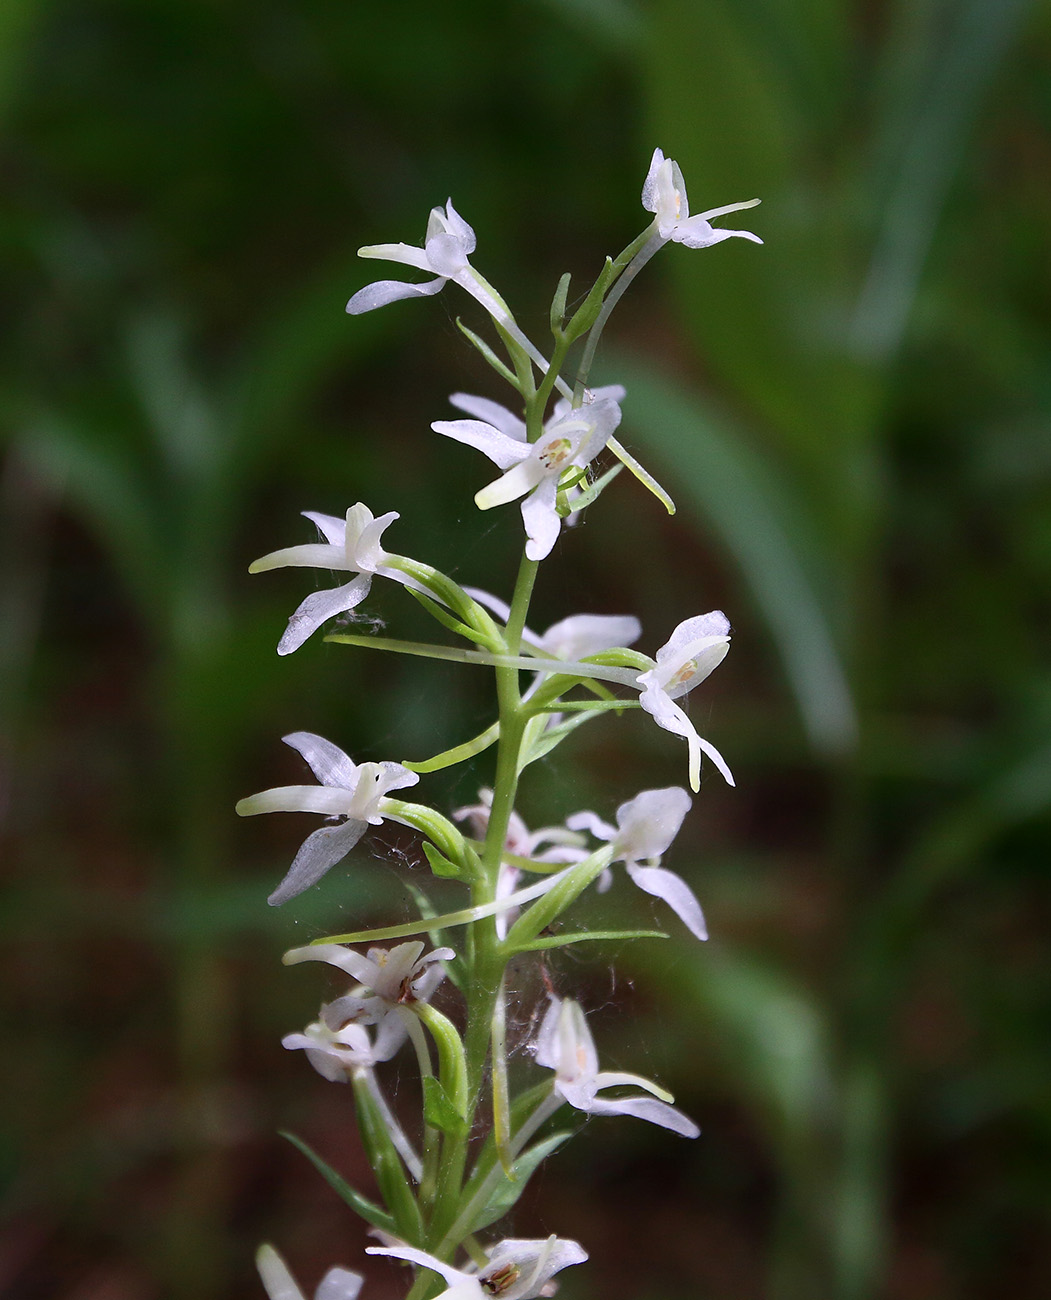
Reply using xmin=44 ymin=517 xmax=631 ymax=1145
xmin=249 ymin=503 xmax=424 ymax=655
xmin=346 ymin=200 xmax=488 ymax=315
xmin=454 ymin=789 xmax=588 ymax=939
xmin=256 ymin=1244 xmax=362 ymax=1300
xmin=367 ymin=1236 xmax=587 ymax=1299
xmin=432 ymin=393 xmax=622 ymax=560
xmin=283 ymin=940 xmax=452 ymax=1054
xmin=236 ymin=731 xmax=419 ymax=906
xmin=636 ymin=612 xmax=734 ymax=792
xmin=282 ymin=1009 xmax=401 ymax=1080
xmin=642 ymin=148 xmax=762 ymax=249
xmin=534 ymin=996 xmax=699 ymax=1138
xmin=567 ymin=786 xmax=707 ymax=940
xmin=285 ymin=940 xmax=452 ymax=1016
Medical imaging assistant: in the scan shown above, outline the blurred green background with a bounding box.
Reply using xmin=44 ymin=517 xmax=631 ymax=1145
xmin=3 ymin=0 xmax=1050 ymax=1297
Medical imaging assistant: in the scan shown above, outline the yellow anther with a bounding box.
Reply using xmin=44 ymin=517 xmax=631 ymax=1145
xmin=538 ymin=437 xmax=573 ymax=470
xmin=481 ymin=1262 xmax=520 ymax=1295
xmin=669 ymin=658 xmax=697 ymax=689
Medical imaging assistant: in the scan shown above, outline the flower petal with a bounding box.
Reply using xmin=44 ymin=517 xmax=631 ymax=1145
xmin=249 ymin=542 xmax=346 ymax=574
xmin=582 ymin=1091 xmax=700 ymax=1137
xmin=538 ymin=613 xmax=641 ymax=660
xmin=565 ymin=809 xmax=616 ymax=841
xmin=346 ymin=276 xmax=445 ymax=315
xmin=626 ymin=864 xmax=708 ymax=940
xmin=357 ymin=241 xmax=435 ymax=270
xmin=256 ymin=1246 xmax=307 ymax=1300
xmin=673 ymin=219 xmax=763 ymax=249
xmin=277 ymin=574 xmax=374 ymax=655
xmin=282 ymin=731 xmax=359 ymax=790
xmin=655 ymin=611 xmax=731 ymax=666
xmin=521 ymin=475 xmax=561 ymax=561
xmin=366 ymin=1243 xmax=468 ymax=1289
xmin=300 ymin=510 xmax=347 ymax=547
xmin=431 ymin=419 xmax=530 ymax=471
xmin=613 ymin=786 xmax=691 ymax=862
xmin=316 ymin=1267 xmax=365 ymax=1300
xmin=448 ymin=393 xmax=527 ymax=438
xmin=641 ymin=147 xmax=667 ymax=214
xmin=268 ymin=817 xmax=368 ymax=906
xmin=236 ymin=784 xmax=354 ymax=817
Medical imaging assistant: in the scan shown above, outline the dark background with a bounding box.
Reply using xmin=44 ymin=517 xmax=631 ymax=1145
xmin=3 ymin=1 xmax=1050 ymax=1297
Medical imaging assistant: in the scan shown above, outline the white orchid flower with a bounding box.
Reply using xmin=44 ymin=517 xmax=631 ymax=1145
xmin=454 ymin=789 xmax=588 ymax=938
xmin=643 ymin=148 xmax=762 ymax=249
xmin=534 ymin=996 xmax=699 ymax=1138
xmin=283 ymin=1009 xmax=422 ymax=1178
xmin=283 ymin=940 xmax=452 ymax=1054
xmin=367 ymin=1235 xmax=587 ymax=1300
xmin=432 ymin=394 xmax=622 ymax=560
xmin=249 ymin=502 xmax=424 ymax=655
xmin=284 ymin=940 xmax=452 ymax=1016
xmin=636 ymin=612 xmax=734 ymax=792
xmin=281 ymin=1009 xmax=402 ymax=1079
xmin=256 ymin=1244 xmax=362 ymax=1300
xmin=567 ymin=786 xmax=707 ymax=940
xmin=346 ymin=199 xmax=506 ymax=321
xmin=236 ymin=731 xmax=419 ymax=906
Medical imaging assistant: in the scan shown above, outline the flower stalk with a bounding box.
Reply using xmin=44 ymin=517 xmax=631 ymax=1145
xmin=247 ymin=148 xmax=761 ymax=1300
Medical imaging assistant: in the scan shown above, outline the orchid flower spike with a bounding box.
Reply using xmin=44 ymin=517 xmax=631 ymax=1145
xmin=636 ymin=611 xmax=734 ymax=792
xmin=643 ymin=148 xmax=762 ymax=249
xmin=235 ymin=732 xmax=419 ymax=905
xmin=347 ymin=199 xmax=512 ymax=325
xmin=367 ymin=1236 xmax=587 ymax=1300
xmin=534 ymin=995 xmax=700 ymax=1137
xmin=433 ymin=392 xmax=622 ymax=560
xmin=256 ymin=1245 xmax=363 ymax=1300
xmin=568 ymin=786 xmax=708 ymax=940
xmin=248 ymin=503 xmax=425 ymax=655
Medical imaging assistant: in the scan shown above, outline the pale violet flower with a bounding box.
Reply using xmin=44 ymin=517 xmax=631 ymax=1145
xmin=283 ymin=940 xmax=452 ymax=1053
xmin=534 ymin=996 xmax=699 ymax=1138
xmin=567 ymin=786 xmax=707 ymax=940
xmin=367 ymin=1236 xmax=587 ymax=1300
xmin=249 ymin=502 xmax=424 ymax=655
xmin=347 ymin=200 xmax=498 ymax=317
xmin=432 ymin=393 xmax=622 ymax=560
xmin=643 ymin=148 xmax=762 ymax=249
xmin=236 ymin=731 xmax=419 ymax=906
xmin=636 ymin=612 xmax=734 ymax=792
xmin=256 ymin=1244 xmax=362 ymax=1300
xmin=454 ymin=789 xmax=588 ymax=938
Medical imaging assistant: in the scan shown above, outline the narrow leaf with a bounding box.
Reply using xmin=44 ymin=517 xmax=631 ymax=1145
xmin=456 ymin=318 xmax=519 ymax=388
xmin=280 ymin=1131 xmax=395 ymax=1233
xmin=508 ymin=928 xmax=669 ymax=954
xmin=469 ymin=1132 xmax=573 ymax=1234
